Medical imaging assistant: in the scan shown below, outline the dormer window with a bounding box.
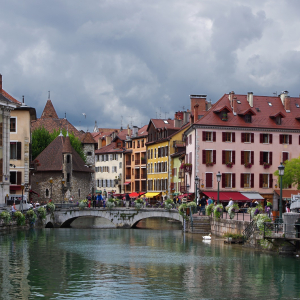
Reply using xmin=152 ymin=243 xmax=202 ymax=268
xmin=221 ymin=112 xmax=228 ymax=121
xmin=245 ymin=114 xmax=252 ymax=123
xmin=276 ymin=116 xmax=282 ymax=125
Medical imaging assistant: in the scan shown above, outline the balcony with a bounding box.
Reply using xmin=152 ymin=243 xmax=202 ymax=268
xmin=135 ymin=174 xmax=140 ymax=179
xmin=141 ymin=173 xmax=147 ymax=179
xmin=180 ymin=163 xmax=192 ymax=173
xmin=126 ymin=161 xmax=131 ymax=166
xmin=135 ymin=160 xmax=140 ymax=165
xmin=126 ymin=175 xmax=131 ymax=180
xmin=141 ymin=158 xmax=146 ymax=164
xmin=180 ymin=185 xmax=190 ymax=193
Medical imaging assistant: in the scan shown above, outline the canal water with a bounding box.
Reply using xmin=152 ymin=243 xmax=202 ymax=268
xmin=1 ymin=218 xmax=300 ymax=299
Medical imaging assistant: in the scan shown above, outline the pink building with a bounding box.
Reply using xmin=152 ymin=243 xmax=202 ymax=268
xmin=185 ymin=91 xmax=300 ymax=207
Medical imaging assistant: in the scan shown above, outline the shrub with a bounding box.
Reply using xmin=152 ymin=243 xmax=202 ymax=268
xmin=106 ymin=198 xmax=115 ymax=209
xmin=37 ymin=207 xmax=46 ymax=220
xmin=79 ymin=200 xmax=87 ymax=210
xmin=164 ymin=199 xmax=174 ymax=211
xmin=14 ymin=211 xmax=26 ymax=226
xmin=223 ymin=233 xmax=244 ymax=239
xmin=187 ymin=201 xmax=197 ymax=213
xmin=213 ymin=204 xmax=223 ymax=219
xmin=26 ymin=209 xmax=37 ymax=224
xmin=46 ymin=202 xmax=55 ymax=213
xmin=0 ymin=211 xmax=11 ymax=224
xmin=178 ymin=203 xmax=188 ymax=220
xmin=134 ymin=198 xmax=145 ymax=210
xmin=206 ymin=203 xmax=214 ymax=216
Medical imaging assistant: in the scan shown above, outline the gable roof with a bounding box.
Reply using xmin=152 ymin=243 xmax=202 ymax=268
xmin=146 ymin=119 xmax=178 ymax=132
xmin=95 ymin=142 xmax=124 ymax=154
xmin=81 ymin=131 xmax=96 ymax=144
xmin=35 ymin=135 xmax=92 ymax=172
xmin=195 ymin=93 xmax=300 ymax=130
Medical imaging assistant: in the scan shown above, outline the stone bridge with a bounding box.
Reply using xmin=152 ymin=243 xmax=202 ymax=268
xmin=44 ymin=208 xmax=183 ymax=228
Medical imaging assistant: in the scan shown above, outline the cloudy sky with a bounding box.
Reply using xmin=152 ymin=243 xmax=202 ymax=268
xmin=1 ymin=0 xmax=300 ymax=131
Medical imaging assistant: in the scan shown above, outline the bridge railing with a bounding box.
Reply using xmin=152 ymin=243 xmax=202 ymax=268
xmin=55 ymin=203 xmax=78 ymax=210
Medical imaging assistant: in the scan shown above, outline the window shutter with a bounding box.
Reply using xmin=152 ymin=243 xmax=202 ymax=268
xmin=0 ymin=123 xmax=2 ymax=147
xmin=241 ymin=133 xmax=245 ymax=143
xmin=251 ymin=174 xmax=254 ymax=188
xmin=269 ymin=152 xmax=273 ymax=165
xmin=251 ymin=151 xmax=254 ymax=165
xmin=241 ymin=151 xmax=245 ymax=164
xmin=17 ymin=172 xmax=22 ymax=185
xmin=259 ymin=174 xmax=263 ymax=188
xmin=269 ymin=134 xmax=272 ymax=144
xmin=251 ymin=133 xmax=254 ymax=143
xmin=269 ymin=174 xmax=273 ymax=188
xmin=202 ymin=150 xmax=206 ymax=164
xmin=260 ymin=134 xmax=263 ymax=143
xmin=202 ymin=131 xmax=206 ymax=141
xmin=289 ymin=135 xmax=292 ymax=144
xmin=222 ymin=132 xmax=226 ymax=142
xmin=240 ymin=174 xmax=244 ymax=188
xmin=260 ymin=152 xmax=263 ymax=165
xmin=0 ymin=159 xmax=2 ymax=179
xmin=232 ymin=151 xmax=236 ymax=164
xmin=222 ymin=174 xmax=225 ymax=188
xmin=213 ymin=150 xmax=216 ymax=164
xmin=232 ymin=173 xmax=236 ymax=188
xmin=232 ymin=133 xmax=235 ymax=142
xmin=279 ymin=134 xmax=283 ymax=144
xmin=222 ymin=150 xmax=225 ymax=164
xmin=166 ymin=146 xmax=168 ymax=156
xmin=299 ymin=135 xmax=300 ymax=145
xmin=17 ymin=142 xmax=21 ymax=160
xmin=206 ymin=173 xmax=213 ymax=188
xmin=283 ymin=152 xmax=288 ymax=162
xmin=213 ymin=132 xmax=216 ymax=142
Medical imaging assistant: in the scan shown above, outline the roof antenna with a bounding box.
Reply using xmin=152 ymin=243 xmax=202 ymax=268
xmin=48 ymin=91 xmax=50 ymax=100
xmin=22 ymin=95 xmax=25 ymax=105
xmin=273 ymin=91 xmax=277 ymax=96
xmin=65 ymin=112 xmax=66 ymax=119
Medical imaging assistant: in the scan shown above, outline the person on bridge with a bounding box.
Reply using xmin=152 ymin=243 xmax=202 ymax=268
xmin=92 ymin=193 xmax=97 ymax=208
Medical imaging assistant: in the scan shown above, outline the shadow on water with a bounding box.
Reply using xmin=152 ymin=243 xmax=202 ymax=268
xmin=134 ymin=217 xmax=182 ymax=230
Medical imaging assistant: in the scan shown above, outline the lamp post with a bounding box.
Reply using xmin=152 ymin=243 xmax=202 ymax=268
xmin=278 ymin=162 xmax=285 ymax=219
xmin=216 ymin=172 xmax=222 ymax=204
xmin=61 ymin=178 xmax=66 ymax=205
xmin=49 ymin=177 xmax=53 ymax=199
xmin=195 ymin=175 xmax=199 ymax=205
xmin=21 ymin=183 xmax=24 ymax=213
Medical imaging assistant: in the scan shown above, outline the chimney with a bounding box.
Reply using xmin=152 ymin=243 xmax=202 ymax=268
xmin=190 ymin=94 xmax=207 ymax=114
xmin=106 ymin=136 xmax=111 ymax=145
xmin=127 ymin=124 xmax=130 ymax=136
xmin=247 ymin=92 xmax=253 ymax=107
xmin=229 ymin=91 xmax=235 ymax=107
xmin=284 ymin=96 xmax=291 ymax=112
xmin=194 ymin=104 xmax=199 ymax=122
xmin=0 ymin=74 xmax=2 ymax=91
xmin=232 ymin=98 xmax=237 ymax=114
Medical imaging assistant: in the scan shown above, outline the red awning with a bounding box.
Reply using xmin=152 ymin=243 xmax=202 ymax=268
xmin=124 ymin=182 xmax=131 ymax=185
xmin=10 ymin=185 xmax=21 ymax=191
xmin=114 ymin=193 xmax=124 ymax=197
xmin=29 ymin=189 xmax=39 ymax=196
xmin=178 ymin=193 xmax=193 ymax=199
xmin=129 ymin=192 xmax=145 ymax=198
xmin=203 ymin=191 xmax=250 ymax=202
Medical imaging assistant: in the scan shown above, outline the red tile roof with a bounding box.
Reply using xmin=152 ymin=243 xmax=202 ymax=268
xmin=81 ymin=132 xmax=96 ymax=144
xmin=35 ymin=135 xmax=93 ymax=172
xmin=195 ymin=93 xmax=300 ymax=130
xmin=0 ymin=89 xmax=21 ymax=104
xmin=95 ymin=142 xmax=124 ymax=154
xmin=41 ymin=100 xmax=58 ymax=119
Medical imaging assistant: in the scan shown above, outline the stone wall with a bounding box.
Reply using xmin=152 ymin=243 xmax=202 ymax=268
xmin=211 ymin=218 xmax=250 ymax=237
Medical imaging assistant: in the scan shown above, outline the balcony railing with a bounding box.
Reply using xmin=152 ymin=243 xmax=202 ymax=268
xmin=135 ymin=160 xmax=140 ymax=165
xmin=126 ymin=161 xmax=131 ymax=166
xmin=126 ymin=175 xmax=131 ymax=179
xmin=141 ymin=174 xmax=147 ymax=179
xmin=135 ymin=174 xmax=140 ymax=179
xmin=141 ymin=158 xmax=146 ymax=164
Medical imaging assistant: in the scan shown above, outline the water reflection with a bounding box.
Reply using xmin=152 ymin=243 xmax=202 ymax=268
xmin=0 ymin=228 xmax=300 ymax=299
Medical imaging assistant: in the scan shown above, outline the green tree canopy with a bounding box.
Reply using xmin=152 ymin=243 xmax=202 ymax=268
xmin=32 ymin=127 xmax=86 ymax=162
xmin=274 ymin=157 xmax=300 ymax=189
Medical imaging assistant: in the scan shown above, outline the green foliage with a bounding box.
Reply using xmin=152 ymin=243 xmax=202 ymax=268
xmin=213 ymin=204 xmax=223 ymax=219
xmin=31 ymin=126 xmax=53 ymax=160
xmin=274 ymin=157 xmax=300 ymax=189
xmin=46 ymin=202 xmax=55 ymax=213
xmin=178 ymin=203 xmax=189 ymax=220
xmin=134 ymin=198 xmax=145 ymax=210
xmin=226 ymin=203 xmax=239 ymax=219
xmin=32 ymin=126 xmax=86 ymax=162
xmin=164 ymin=199 xmax=174 ymax=211
xmin=26 ymin=210 xmax=37 ymax=224
xmin=79 ymin=200 xmax=87 ymax=210
xmin=14 ymin=211 xmax=26 ymax=226
xmin=0 ymin=211 xmax=11 ymax=224
xmin=223 ymin=233 xmax=244 ymax=239
xmin=106 ymin=198 xmax=115 ymax=209
xmin=206 ymin=203 xmax=214 ymax=216
xmin=37 ymin=207 xmax=46 ymax=220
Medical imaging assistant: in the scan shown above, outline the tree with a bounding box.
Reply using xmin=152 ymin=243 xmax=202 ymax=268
xmin=274 ymin=157 xmax=300 ymax=189
xmin=31 ymin=127 xmax=52 ymax=160
xmin=31 ymin=127 xmax=86 ymax=162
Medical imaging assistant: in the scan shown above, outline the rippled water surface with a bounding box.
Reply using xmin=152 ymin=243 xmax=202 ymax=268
xmin=1 ymin=219 xmax=300 ymax=299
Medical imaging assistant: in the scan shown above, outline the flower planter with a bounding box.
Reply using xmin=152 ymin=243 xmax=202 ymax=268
xmin=244 ymin=163 xmax=252 ymax=168
xmin=185 ymin=166 xmax=192 ymax=173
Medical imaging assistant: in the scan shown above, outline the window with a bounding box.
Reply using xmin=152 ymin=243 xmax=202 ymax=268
xmin=241 ymin=133 xmax=254 ymax=143
xmin=241 ymin=151 xmax=254 ymax=165
xmin=202 ymin=150 xmax=216 ymax=164
xmin=202 ymin=131 xmax=216 ymax=142
xmin=245 ymin=114 xmax=252 ymax=123
xmin=189 ymin=135 xmax=192 ymax=144
xmin=78 ymin=189 xmax=81 ymax=198
xmin=240 ymin=173 xmax=254 ymax=188
xmin=260 ymin=151 xmax=272 ymax=165
xmin=205 ymin=173 xmax=213 ymax=188
xmin=119 ymin=162 xmax=122 ymax=168
xmin=282 ymin=152 xmax=289 ymax=162
xmin=260 ymin=133 xmax=272 ymax=144
xmin=10 ymin=118 xmax=16 ymax=132
xmin=222 ymin=132 xmax=235 ymax=142
xmin=154 ymin=149 xmax=156 ymax=158
xmin=67 ymin=155 xmax=70 ymax=163
xmin=151 ymin=149 xmax=153 ymax=159
xmin=222 ymin=173 xmax=236 ymax=188
xmin=10 ymin=171 xmax=21 ymax=185
xmin=46 ymin=189 xmax=49 ymax=197
xmin=222 ymin=150 xmax=235 ymax=164
xmin=67 ymin=173 xmax=70 ymax=182
xmin=259 ymin=174 xmax=273 ymax=188
xmin=87 ymin=151 xmax=92 ymax=156
xmin=279 ymin=134 xmax=292 ymax=145
xmin=276 ymin=116 xmax=282 ymax=125
xmin=10 ymin=142 xmax=21 ymax=160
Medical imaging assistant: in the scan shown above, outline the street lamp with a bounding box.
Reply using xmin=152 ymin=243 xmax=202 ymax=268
xmin=49 ymin=177 xmax=53 ymax=199
xmin=195 ymin=175 xmax=199 ymax=205
xmin=21 ymin=183 xmax=25 ymax=213
xmin=278 ymin=162 xmax=285 ymax=219
xmin=216 ymin=172 xmax=222 ymax=204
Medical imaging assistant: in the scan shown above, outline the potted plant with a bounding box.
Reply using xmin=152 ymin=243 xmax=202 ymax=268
xmin=134 ymin=198 xmax=145 ymax=210
xmin=46 ymin=202 xmax=55 ymax=213
xmin=244 ymin=162 xmax=252 ymax=168
xmin=164 ymin=199 xmax=174 ymax=211
xmin=14 ymin=211 xmax=26 ymax=226
xmin=106 ymin=198 xmax=116 ymax=210
xmin=37 ymin=207 xmax=46 ymax=220
xmin=263 ymin=162 xmax=270 ymax=169
xmin=206 ymin=162 xmax=214 ymax=167
xmin=206 ymin=203 xmax=214 ymax=216
xmin=187 ymin=201 xmax=197 ymax=214
xmin=226 ymin=162 xmax=233 ymax=168
xmin=222 ymin=112 xmax=228 ymax=121
xmin=226 ymin=203 xmax=239 ymax=219
xmin=79 ymin=199 xmax=87 ymax=210
xmin=213 ymin=204 xmax=223 ymax=219
xmin=0 ymin=211 xmax=11 ymax=225
xmin=180 ymin=163 xmax=192 ymax=172
xmin=26 ymin=210 xmax=37 ymax=227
